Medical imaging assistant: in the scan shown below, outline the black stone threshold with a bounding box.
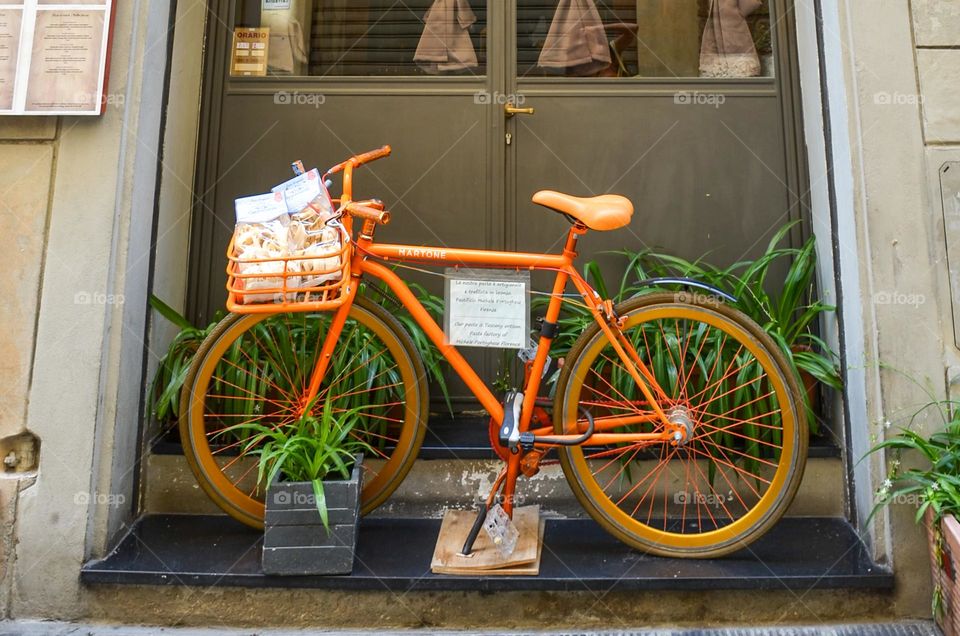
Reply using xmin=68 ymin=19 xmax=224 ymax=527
xmin=81 ymin=514 xmax=891 ymax=592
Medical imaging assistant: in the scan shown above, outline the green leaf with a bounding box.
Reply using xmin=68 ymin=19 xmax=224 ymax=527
xmin=149 ymin=295 xmax=194 ymax=331
xmin=312 ymin=479 xmax=329 ymax=531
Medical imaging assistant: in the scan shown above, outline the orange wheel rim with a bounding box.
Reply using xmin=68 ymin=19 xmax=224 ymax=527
xmin=562 ymin=304 xmax=800 ymax=551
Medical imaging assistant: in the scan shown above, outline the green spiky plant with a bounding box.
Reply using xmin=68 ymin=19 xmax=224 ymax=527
xmin=539 ymin=221 xmax=842 ymax=437
xmin=227 ymin=395 xmax=372 ymax=529
xmin=148 ymin=296 xmax=223 ymax=429
xmin=724 ymin=223 xmax=844 ymax=425
xmin=362 ymin=278 xmax=452 ymax=414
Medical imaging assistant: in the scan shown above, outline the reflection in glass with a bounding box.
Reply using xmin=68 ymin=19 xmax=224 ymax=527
xmin=260 ymin=0 xmax=311 ymax=75
xmin=700 ymin=0 xmax=763 ymax=77
xmin=415 ymin=0 xmax=481 ymax=75
xmin=234 ymin=0 xmax=487 ymax=77
xmin=519 ymin=0 xmax=638 ymax=77
xmin=518 ymin=0 xmax=775 ymax=79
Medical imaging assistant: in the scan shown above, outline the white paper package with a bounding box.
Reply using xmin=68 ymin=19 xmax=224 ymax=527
xmin=232 ymin=168 xmax=345 ymax=304
xmin=233 ymin=190 xmax=293 ymax=303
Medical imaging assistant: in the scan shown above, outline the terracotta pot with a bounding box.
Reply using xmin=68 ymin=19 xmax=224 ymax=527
xmin=926 ymin=509 xmax=960 ymax=635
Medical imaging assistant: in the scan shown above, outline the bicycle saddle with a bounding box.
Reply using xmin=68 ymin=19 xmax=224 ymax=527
xmin=532 ymin=190 xmax=634 ymax=231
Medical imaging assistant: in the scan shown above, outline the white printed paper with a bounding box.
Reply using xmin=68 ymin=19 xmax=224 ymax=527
xmin=234 ymin=190 xmax=287 ymax=224
xmin=272 ymin=168 xmax=332 ymax=216
xmin=445 ymin=270 xmax=529 ymax=349
xmin=1 ymin=1 xmax=114 ymax=115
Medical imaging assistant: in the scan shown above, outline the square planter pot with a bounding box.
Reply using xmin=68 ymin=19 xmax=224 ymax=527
xmin=262 ymin=454 xmax=363 ymax=576
xmin=927 ymin=510 xmax=960 ymax=636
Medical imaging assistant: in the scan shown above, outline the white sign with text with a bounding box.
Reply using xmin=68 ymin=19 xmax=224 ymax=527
xmin=444 ymin=269 xmax=530 ymax=349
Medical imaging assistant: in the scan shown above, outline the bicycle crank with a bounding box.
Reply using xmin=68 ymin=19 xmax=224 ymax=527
xmin=488 ymin=393 xmax=551 ymax=463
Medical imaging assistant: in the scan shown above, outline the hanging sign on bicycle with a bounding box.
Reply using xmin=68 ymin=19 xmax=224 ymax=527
xmin=444 ymin=269 xmax=530 ymax=349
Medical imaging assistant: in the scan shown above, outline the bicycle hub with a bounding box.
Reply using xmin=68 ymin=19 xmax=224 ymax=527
xmin=666 ymin=406 xmax=695 ymax=446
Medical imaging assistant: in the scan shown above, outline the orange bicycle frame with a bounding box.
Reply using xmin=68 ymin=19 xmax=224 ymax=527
xmin=303 ymin=150 xmax=683 ymax=512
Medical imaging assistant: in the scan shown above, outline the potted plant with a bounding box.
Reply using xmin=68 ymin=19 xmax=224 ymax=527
xmin=867 ymin=401 xmax=960 ymax=634
xmin=723 ymin=224 xmax=843 ymax=431
xmin=228 ymin=396 xmax=372 ymax=576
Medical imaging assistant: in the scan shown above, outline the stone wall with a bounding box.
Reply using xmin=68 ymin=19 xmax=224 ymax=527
xmin=0 ymin=0 xmax=173 ymax=619
xmin=824 ymin=0 xmax=960 ymax=618
xmin=0 ymin=116 xmax=56 ymax=617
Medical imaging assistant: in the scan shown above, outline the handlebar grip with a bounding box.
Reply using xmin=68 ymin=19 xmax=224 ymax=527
xmin=352 ymin=145 xmax=392 ymax=167
xmin=327 ymin=145 xmax=392 ymax=175
xmin=347 ymin=203 xmax=391 ymax=225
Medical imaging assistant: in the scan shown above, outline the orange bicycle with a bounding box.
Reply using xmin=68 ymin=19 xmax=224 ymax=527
xmin=180 ymin=146 xmax=807 ymax=558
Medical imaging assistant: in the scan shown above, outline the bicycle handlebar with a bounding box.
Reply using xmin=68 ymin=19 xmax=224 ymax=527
xmin=346 ymin=202 xmax=391 ymax=225
xmin=327 ymin=145 xmax=392 ymax=175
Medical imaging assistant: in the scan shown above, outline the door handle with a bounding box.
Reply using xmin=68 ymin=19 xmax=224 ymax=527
xmin=505 ymin=103 xmax=535 ymax=117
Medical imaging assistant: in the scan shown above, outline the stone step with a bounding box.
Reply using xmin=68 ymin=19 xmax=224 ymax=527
xmin=144 ymin=453 xmax=847 ymax=519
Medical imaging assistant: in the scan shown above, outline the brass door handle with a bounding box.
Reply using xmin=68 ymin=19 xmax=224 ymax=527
xmin=505 ymin=103 xmax=535 ymax=117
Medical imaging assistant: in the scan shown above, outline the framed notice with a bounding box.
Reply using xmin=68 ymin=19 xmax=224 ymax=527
xmin=444 ymin=269 xmax=530 ymax=349
xmin=0 ymin=0 xmax=115 ymax=115
xmin=230 ymin=27 xmax=269 ymax=77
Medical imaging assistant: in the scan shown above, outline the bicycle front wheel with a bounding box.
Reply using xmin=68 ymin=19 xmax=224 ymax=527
xmin=179 ymin=296 xmax=428 ymax=529
xmin=555 ymin=292 xmax=807 ymax=558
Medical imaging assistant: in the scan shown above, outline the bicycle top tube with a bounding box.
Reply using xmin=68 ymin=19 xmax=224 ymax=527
xmin=363 ymin=243 xmax=575 ymax=271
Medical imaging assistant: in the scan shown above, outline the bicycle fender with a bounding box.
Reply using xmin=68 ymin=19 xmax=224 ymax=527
xmin=631 ymin=277 xmax=738 ymax=304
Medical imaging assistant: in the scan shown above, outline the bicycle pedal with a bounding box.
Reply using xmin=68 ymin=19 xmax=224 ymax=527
xmin=483 ymin=504 xmax=519 ymax=558
xmin=497 ymin=392 xmax=523 ymax=451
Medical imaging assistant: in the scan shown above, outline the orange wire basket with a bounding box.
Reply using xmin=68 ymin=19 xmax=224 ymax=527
xmin=225 ymin=211 xmax=353 ymax=314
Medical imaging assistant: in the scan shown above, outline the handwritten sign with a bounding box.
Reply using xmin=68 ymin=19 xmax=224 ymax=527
xmin=445 ymin=269 xmax=529 ymax=349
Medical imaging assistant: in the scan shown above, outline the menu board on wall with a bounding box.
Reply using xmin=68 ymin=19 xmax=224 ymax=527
xmin=0 ymin=0 xmax=114 ymax=116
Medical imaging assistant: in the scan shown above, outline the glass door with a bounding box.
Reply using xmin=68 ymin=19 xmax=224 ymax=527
xmin=505 ymin=0 xmax=804 ymax=286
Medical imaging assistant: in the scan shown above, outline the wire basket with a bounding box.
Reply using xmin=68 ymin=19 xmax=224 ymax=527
xmin=225 ymin=227 xmax=352 ymax=314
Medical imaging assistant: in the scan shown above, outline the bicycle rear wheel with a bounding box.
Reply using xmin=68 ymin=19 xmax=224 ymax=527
xmin=179 ymin=296 xmax=428 ymax=529
xmin=555 ymin=292 xmax=807 ymax=558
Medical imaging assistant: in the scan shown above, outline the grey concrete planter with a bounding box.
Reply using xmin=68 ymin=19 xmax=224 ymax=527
xmin=262 ymin=454 xmax=362 ymax=575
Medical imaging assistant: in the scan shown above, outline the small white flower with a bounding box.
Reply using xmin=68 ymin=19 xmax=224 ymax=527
xmin=882 ymin=478 xmax=893 ymax=489
xmin=884 ymin=420 xmax=892 ymax=429
xmin=933 ymin=482 xmax=941 ymax=491
xmin=892 ymin=459 xmax=901 ymax=469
